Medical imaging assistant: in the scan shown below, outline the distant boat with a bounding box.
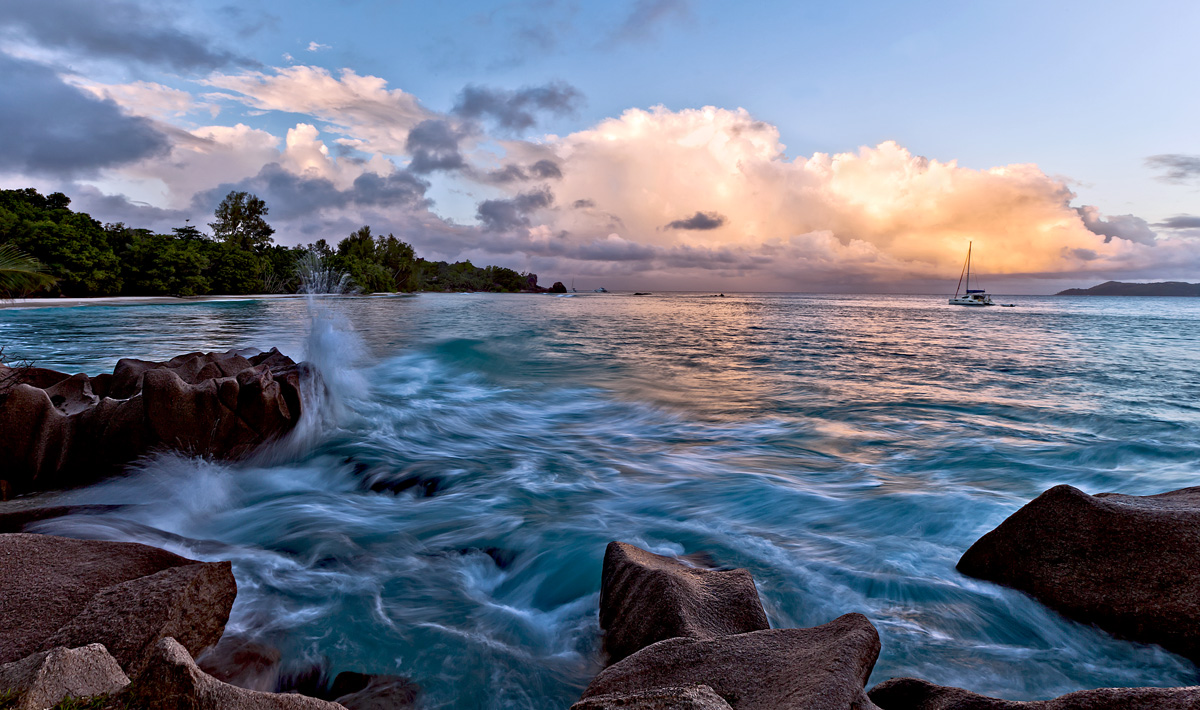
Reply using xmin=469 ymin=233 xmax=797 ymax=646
xmin=594 ymin=287 xmax=608 ymax=293
xmin=949 ymin=242 xmax=995 ymax=307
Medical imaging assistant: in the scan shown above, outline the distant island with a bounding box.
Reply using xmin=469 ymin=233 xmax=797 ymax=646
xmin=1056 ymin=281 xmax=1200 ymax=297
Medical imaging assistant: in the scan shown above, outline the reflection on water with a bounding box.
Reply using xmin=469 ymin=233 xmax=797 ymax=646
xmin=4 ymin=292 xmax=1200 ymax=708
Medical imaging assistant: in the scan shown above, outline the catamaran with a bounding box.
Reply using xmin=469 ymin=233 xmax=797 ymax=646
xmin=949 ymin=241 xmax=995 ymax=306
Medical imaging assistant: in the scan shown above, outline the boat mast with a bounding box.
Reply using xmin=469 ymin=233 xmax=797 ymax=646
xmin=955 ymin=243 xmax=969 ymax=298
xmin=965 ymin=241 xmax=972 ymax=292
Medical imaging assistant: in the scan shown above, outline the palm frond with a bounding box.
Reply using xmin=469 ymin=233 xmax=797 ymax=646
xmin=0 ymin=242 xmax=57 ymax=295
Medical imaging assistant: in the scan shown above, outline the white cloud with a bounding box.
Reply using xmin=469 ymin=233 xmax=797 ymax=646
xmin=306 ymin=41 xmax=330 ymax=52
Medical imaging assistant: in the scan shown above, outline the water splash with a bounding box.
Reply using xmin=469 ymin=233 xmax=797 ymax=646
xmin=296 ymin=250 xmax=356 ymax=296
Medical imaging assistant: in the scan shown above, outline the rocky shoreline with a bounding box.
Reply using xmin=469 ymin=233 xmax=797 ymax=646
xmin=2 ymin=350 xmax=1200 ymax=708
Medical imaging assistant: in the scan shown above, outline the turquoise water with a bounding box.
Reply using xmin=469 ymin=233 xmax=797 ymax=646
xmin=3 ymin=292 xmax=1200 ymax=707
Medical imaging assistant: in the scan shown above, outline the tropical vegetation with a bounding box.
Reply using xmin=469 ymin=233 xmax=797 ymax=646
xmin=0 ymin=188 xmax=538 ymax=298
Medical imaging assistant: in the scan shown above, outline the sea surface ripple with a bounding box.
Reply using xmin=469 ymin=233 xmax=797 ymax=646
xmin=3 ymin=292 xmax=1199 ymax=707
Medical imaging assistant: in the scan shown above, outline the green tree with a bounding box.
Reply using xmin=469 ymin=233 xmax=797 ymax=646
xmin=0 ymin=243 xmax=56 ymax=296
xmin=209 ymin=191 xmax=275 ymax=254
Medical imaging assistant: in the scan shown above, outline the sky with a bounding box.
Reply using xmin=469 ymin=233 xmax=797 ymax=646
xmin=1 ymin=0 xmax=1198 ymax=293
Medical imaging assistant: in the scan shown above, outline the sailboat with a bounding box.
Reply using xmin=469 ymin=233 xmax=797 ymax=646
xmin=949 ymin=241 xmax=995 ymax=306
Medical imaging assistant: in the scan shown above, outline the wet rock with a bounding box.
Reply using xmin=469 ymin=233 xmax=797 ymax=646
xmin=0 ymin=502 xmax=123 ymax=533
xmin=0 ymin=644 xmax=129 ymax=710
xmin=0 ymin=348 xmax=312 ymax=494
xmin=957 ymin=484 xmax=1200 ymax=661
xmin=581 ymin=614 xmax=882 ymax=710
xmin=600 ymin=542 xmax=770 ymax=664
xmin=118 ymin=637 xmax=346 ymax=709
xmin=329 ymin=672 xmax=420 ymax=710
xmin=0 ymin=533 xmax=203 ymax=665
xmin=868 ymin=677 xmax=1200 ymax=709
xmin=196 ymin=635 xmax=282 ymax=692
xmin=571 ymin=684 xmax=732 ymax=709
xmin=45 ymin=561 xmax=236 ymax=676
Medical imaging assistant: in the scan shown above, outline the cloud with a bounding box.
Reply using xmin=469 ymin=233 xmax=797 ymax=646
xmin=1146 ymin=154 xmax=1200 ymax=183
xmin=611 ymin=0 xmax=691 ymax=43
xmin=0 ymin=53 xmax=169 ymax=176
xmin=307 ymin=42 xmax=331 ymax=52
xmin=202 ymin=66 xmax=434 ymax=155
xmin=1156 ymin=215 xmax=1200 ymax=230
xmin=69 ymin=78 xmax=209 ymax=119
xmin=405 ymin=120 xmax=467 ymax=173
xmin=0 ymin=0 xmax=250 ymax=71
xmin=453 ymin=82 xmax=582 ymax=131
xmin=483 ymin=159 xmax=563 ymax=183
xmin=1075 ymin=206 xmax=1157 ymax=245
xmin=194 ymin=162 xmax=428 ymax=223
xmin=461 ymin=105 xmax=1194 ymax=288
xmin=665 ymin=211 xmax=725 ymax=230
xmin=476 ymin=188 xmax=554 ymax=232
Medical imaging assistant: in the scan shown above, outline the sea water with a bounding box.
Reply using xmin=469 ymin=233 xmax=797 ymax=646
xmin=2 ymin=292 xmax=1199 ymax=707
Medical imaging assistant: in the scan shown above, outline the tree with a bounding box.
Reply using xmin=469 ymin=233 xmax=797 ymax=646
xmin=0 ymin=243 xmax=56 ymax=296
xmin=209 ymin=191 xmax=275 ymax=254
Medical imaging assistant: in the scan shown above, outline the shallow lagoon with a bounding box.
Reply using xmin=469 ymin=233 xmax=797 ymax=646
xmin=3 ymin=292 xmax=1199 ymax=708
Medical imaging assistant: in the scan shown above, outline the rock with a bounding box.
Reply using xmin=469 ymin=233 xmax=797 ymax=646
xmin=957 ymin=484 xmax=1200 ymax=661
xmin=868 ymin=677 xmax=1200 ymax=709
xmin=581 ymin=614 xmax=882 ymax=710
xmin=117 ymin=637 xmax=347 ymax=709
xmin=0 ymin=348 xmax=312 ymax=494
xmin=329 ymin=672 xmax=420 ymax=710
xmin=599 ymin=542 xmax=770 ymax=664
xmin=45 ymin=561 xmax=236 ymax=676
xmin=0 ymin=502 xmax=122 ymax=533
xmin=571 ymin=685 xmax=733 ymax=709
xmin=0 ymin=533 xmax=202 ymax=665
xmin=550 ymin=281 xmax=567 ymax=293
xmin=196 ymin=635 xmax=282 ymax=692
xmin=0 ymin=644 xmax=129 ymax=710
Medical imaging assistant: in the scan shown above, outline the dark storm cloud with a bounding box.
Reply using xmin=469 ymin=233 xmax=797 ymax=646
xmin=572 ymin=199 xmax=596 ymax=209
xmin=484 ymin=159 xmax=563 ymax=183
xmin=405 ymin=120 xmax=467 ymax=174
xmin=1146 ymin=154 xmax=1200 ymax=183
xmin=193 ymin=163 xmax=429 ymax=221
xmin=664 ymin=211 xmax=726 ymax=230
xmin=1155 ymin=215 xmax=1200 ymax=230
xmin=1075 ymin=206 xmax=1156 ymax=245
xmin=0 ymin=53 xmax=170 ymax=176
xmin=476 ymin=188 xmax=554 ymax=232
xmin=453 ymin=82 xmax=582 ymax=132
xmin=611 ymin=0 xmax=691 ymax=43
xmin=0 ymin=0 xmax=251 ymax=71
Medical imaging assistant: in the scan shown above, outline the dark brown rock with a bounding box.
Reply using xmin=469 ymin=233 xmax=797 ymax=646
xmin=196 ymin=635 xmax=283 ymax=692
xmin=869 ymin=677 xmax=1200 ymax=709
xmin=0 ymin=348 xmax=311 ymax=494
xmin=0 ymin=644 xmax=129 ymax=710
xmin=599 ymin=542 xmax=770 ymax=664
xmin=45 ymin=561 xmax=236 ymax=676
xmin=0 ymin=533 xmax=199 ymax=665
xmin=329 ymin=672 xmax=420 ymax=710
xmin=117 ymin=637 xmax=347 ymax=710
xmin=581 ymin=614 xmax=882 ymax=710
xmin=957 ymin=484 xmax=1200 ymax=661
xmin=571 ymin=685 xmax=733 ymax=709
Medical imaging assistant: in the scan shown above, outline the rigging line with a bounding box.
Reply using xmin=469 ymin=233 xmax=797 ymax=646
xmin=955 ymin=242 xmax=969 ymax=298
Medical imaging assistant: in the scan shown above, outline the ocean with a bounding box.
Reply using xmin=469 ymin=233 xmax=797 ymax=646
xmin=3 ymin=292 xmax=1199 ymax=707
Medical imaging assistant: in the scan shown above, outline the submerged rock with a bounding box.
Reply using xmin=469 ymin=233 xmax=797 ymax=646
xmin=581 ymin=614 xmax=882 ymax=710
xmin=0 ymin=644 xmax=129 ymax=710
xmin=957 ymin=484 xmax=1200 ymax=661
xmin=0 ymin=533 xmax=234 ymax=676
xmin=869 ymin=677 xmax=1200 ymax=709
xmin=571 ymin=684 xmax=732 ymax=710
xmin=328 ymin=672 xmax=420 ymax=710
xmin=0 ymin=348 xmax=312 ymax=494
xmin=118 ymin=637 xmax=347 ymax=710
xmin=599 ymin=542 xmax=770 ymax=664
xmin=196 ymin=635 xmax=283 ymax=692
